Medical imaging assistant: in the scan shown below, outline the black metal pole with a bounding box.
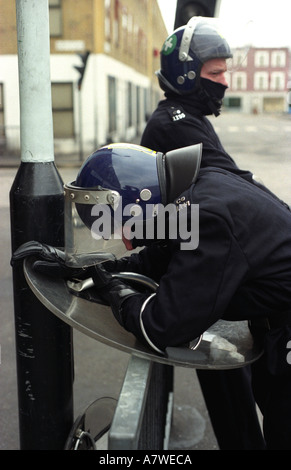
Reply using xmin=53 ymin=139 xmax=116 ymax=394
xmin=10 ymin=0 xmax=74 ymax=449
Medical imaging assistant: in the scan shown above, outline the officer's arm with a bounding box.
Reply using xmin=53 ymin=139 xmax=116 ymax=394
xmin=120 ymin=212 xmax=249 ymax=352
xmin=107 ymin=244 xmax=171 ymax=282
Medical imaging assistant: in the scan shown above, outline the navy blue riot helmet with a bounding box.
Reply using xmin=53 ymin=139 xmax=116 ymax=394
xmin=156 ymin=16 xmax=233 ymax=95
xmin=71 ymin=143 xmax=202 ymax=245
xmin=76 ymin=143 xmax=162 ymax=217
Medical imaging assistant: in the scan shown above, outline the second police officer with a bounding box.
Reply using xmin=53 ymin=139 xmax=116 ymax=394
xmin=140 ymin=16 xmax=266 ymax=450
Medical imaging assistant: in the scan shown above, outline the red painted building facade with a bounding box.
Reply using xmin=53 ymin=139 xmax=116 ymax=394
xmin=225 ymin=47 xmax=290 ymax=113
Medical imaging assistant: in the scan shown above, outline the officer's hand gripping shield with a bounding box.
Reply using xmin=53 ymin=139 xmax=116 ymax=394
xmin=64 ymin=183 xmax=127 ymax=268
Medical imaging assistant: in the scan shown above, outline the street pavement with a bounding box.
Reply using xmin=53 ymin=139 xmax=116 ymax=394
xmin=1 ymin=112 xmax=291 ymax=450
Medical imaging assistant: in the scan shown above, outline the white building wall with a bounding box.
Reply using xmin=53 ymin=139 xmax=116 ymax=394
xmin=0 ymin=55 xmax=20 ymax=150
xmin=50 ymin=53 xmax=151 ymax=155
xmin=93 ymin=54 xmax=150 ymax=144
xmin=0 ymin=53 xmax=151 ymax=156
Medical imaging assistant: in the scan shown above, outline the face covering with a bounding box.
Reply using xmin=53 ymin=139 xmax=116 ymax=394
xmin=199 ymin=77 xmax=228 ymax=116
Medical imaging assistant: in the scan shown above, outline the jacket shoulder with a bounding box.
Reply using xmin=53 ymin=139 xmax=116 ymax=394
xmin=165 ymin=105 xmax=187 ymax=122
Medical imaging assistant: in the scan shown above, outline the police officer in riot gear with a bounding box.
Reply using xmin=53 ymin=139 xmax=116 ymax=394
xmin=141 ymin=16 xmax=266 ymax=450
xmin=13 ymin=144 xmax=291 ymax=450
xmin=141 ymin=16 xmax=252 ymax=175
xmin=12 ymin=143 xmax=291 ymax=450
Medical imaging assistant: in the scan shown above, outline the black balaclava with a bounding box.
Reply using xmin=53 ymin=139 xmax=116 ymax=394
xmin=164 ymin=77 xmax=228 ymax=117
xmin=197 ymin=77 xmax=228 ymax=117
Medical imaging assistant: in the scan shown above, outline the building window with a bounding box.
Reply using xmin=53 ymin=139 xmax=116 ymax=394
xmin=232 ymin=72 xmax=247 ymax=90
xmin=108 ymin=76 xmax=117 ymax=134
xmin=127 ymin=14 xmax=133 ymax=57
xmin=49 ymin=0 xmax=62 ymax=37
xmin=223 ymin=97 xmax=241 ymax=109
xmin=144 ymin=88 xmax=150 ymax=121
xmin=122 ymin=6 xmax=128 ymax=53
xmin=271 ymin=51 xmax=286 ymax=67
xmin=134 ymin=24 xmax=139 ymax=62
xmin=232 ymin=50 xmax=247 ymax=68
xmin=114 ymin=0 xmax=120 ymax=47
xmin=127 ymin=82 xmax=133 ymax=127
xmin=0 ymin=83 xmax=4 ymax=137
xmin=136 ymin=86 xmax=140 ymax=126
xmin=255 ymin=51 xmax=269 ymax=67
xmin=104 ymin=0 xmax=111 ymax=52
xmin=51 ymin=83 xmax=74 ymax=138
xmin=270 ymin=72 xmax=285 ymax=90
xmin=105 ymin=0 xmax=111 ymax=40
xmin=254 ymin=72 xmax=269 ymax=90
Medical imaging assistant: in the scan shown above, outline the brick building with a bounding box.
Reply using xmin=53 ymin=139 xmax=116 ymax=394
xmin=224 ymin=46 xmax=290 ymax=113
xmin=0 ymin=0 xmax=167 ymax=157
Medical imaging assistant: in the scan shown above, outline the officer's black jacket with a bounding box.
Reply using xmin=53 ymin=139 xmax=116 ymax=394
xmin=141 ymin=93 xmax=254 ymax=181
xmin=118 ymin=168 xmax=291 ymax=352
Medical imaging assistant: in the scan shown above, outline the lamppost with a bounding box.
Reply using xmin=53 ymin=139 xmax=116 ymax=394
xmin=10 ymin=0 xmax=74 ymax=449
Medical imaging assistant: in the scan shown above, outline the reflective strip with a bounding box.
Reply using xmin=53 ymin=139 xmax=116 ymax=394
xmin=139 ymin=294 xmax=163 ymax=354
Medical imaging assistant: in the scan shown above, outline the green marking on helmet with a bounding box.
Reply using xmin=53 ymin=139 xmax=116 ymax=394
xmin=161 ymin=34 xmax=177 ymax=56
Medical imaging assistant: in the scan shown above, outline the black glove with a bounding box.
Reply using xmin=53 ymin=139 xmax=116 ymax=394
xmin=91 ymin=264 xmax=139 ymax=327
xmin=11 ymin=240 xmax=90 ymax=280
xmin=11 ymin=241 xmax=139 ymax=327
xmin=102 ymin=255 xmax=130 ymax=273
